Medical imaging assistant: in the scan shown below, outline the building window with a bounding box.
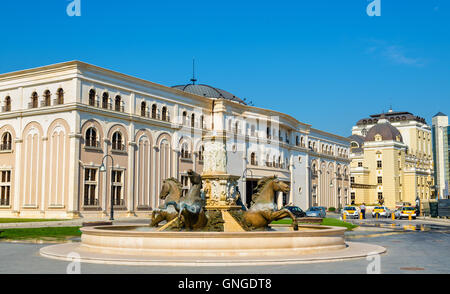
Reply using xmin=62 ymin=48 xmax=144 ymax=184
xmin=358 ymin=162 xmax=363 ymax=167
xmin=83 ymin=168 xmax=98 ymax=206
xmin=111 ymin=170 xmax=124 ymax=206
xmin=0 ymin=170 xmax=11 ymax=206
xmin=250 ymin=152 xmax=257 ymax=166
xmin=350 ymin=177 xmax=355 ymax=184
xmin=43 ymin=90 xmax=51 ymax=107
xmin=377 ymin=160 xmax=382 ymax=169
xmin=351 ymin=192 xmax=355 ymax=204
xmin=141 ymin=101 xmax=147 ymax=117
xmin=377 ymin=176 xmax=383 ymax=184
xmin=56 ymin=88 xmax=64 ymax=105
xmin=102 ymin=93 xmax=109 ymax=109
xmin=85 ymin=128 xmax=98 ymax=148
xmin=198 ymin=145 xmax=204 ymax=161
xmin=200 ymin=115 xmax=204 ymax=129
xmin=89 ymin=89 xmax=96 ymax=106
xmin=30 ymin=92 xmax=38 ymax=108
xmin=181 ymin=111 xmax=187 ymax=125
xmin=112 ymin=132 xmax=124 ymax=151
xmin=114 ymin=95 xmax=122 ymax=112
xmin=4 ymin=96 xmax=11 ymax=112
xmin=151 ymin=104 xmax=157 ymax=119
xmin=162 ymin=107 xmax=168 ymax=121
xmin=181 ymin=175 xmax=189 ymax=197
xmin=1 ymin=132 xmax=12 ymax=151
xmin=181 ymin=143 xmax=190 ymax=159
xmin=378 ymin=192 xmax=383 ymax=200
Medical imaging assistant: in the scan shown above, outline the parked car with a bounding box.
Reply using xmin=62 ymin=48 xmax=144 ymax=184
xmin=342 ymin=206 xmax=360 ymax=219
xmin=306 ymin=207 xmax=326 ymax=218
xmin=283 ymin=206 xmax=306 ymax=218
xmin=372 ymin=206 xmax=391 ymax=218
xmin=394 ymin=206 xmax=417 ymax=219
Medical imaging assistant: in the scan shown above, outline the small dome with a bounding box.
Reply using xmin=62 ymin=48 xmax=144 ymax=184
xmin=365 ymin=120 xmax=403 ymax=143
xmin=172 ymin=84 xmax=247 ymax=105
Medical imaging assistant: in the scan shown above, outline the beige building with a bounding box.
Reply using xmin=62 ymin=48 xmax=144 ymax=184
xmin=0 ymin=61 xmax=350 ymax=219
xmin=349 ymin=110 xmax=434 ymax=208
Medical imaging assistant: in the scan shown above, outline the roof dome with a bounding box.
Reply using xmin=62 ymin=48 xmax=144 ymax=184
xmin=364 ymin=118 xmax=403 ymax=143
xmin=172 ymin=84 xmax=247 ymax=105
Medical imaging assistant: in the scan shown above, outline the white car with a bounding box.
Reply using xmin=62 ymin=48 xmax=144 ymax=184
xmin=371 ymin=206 xmax=391 ymax=218
xmin=394 ymin=206 xmax=417 ymax=219
xmin=342 ymin=206 xmax=360 ymax=219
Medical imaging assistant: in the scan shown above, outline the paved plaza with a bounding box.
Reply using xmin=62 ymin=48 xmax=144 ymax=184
xmin=1 ymin=217 xmax=449 ymax=274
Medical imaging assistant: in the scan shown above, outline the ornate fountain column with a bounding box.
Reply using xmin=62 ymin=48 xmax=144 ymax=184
xmin=201 ymin=100 xmax=241 ymax=210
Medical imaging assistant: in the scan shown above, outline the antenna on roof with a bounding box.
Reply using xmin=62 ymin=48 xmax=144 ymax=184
xmin=190 ymin=58 xmax=197 ymax=85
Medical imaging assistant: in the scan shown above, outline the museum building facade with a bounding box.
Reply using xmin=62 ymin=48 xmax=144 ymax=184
xmin=0 ymin=61 xmax=350 ymax=218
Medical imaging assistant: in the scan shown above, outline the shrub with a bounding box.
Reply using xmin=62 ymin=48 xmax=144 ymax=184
xmin=328 ymin=207 xmax=336 ymax=212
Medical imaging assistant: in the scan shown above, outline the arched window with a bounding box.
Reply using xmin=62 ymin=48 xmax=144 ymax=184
xmin=112 ymin=132 xmax=123 ymax=151
xmin=152 ymin=104 xmax=157 ymax=119
xmin=250 ymin=152 xmax=257 ymax=166
xmin=181 ymin=143 xmax=190 ymax=159
xmin=56 ymin=88 xmax=64 ymax=104
xmin=162 ymin=107 xmax=168 ymax=121
xmin=1 ymin=132 xmax=12 ymax=151
xmin=89 ymin=89 xmax=96 ymax=106
xmin=114 ymin=95 xmax=122 ymax=112
xmin=182 ymin=111 xmax=187 ymax=125
xmin=43 ymin=90 xmax=51 ymax=107
xmin=85 ymin=128 xmax=98 ymax=147
xmin=4 ymin=96 xmax=11 ymax=112
xmin=191 ymin=114 xmax=195 ymax=128
xmin=30 ymin=92 xmax=38 ymax=108
xmin=102 ymin=93 xmax=109 ymax=109
xmin=296 ymin=136 xmax=299 ymax=146
xmin=141 ymin=101 xmax=147 ymax=117
xmin=198 ymin=145 xmax=204 ymax=161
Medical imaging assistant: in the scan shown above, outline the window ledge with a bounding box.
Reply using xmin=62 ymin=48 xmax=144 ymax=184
xmin=111 ymin=149 xmax=127 ymax=155
xmin=0 ymin=150 xmax=13 ymax=154
xmin=84 ymin=146 xmax=102 ymax=152
xmin=48 ymin=204 xmax=65 ymax=209
xmin=0 ymin=205 xmax=11 ymax=209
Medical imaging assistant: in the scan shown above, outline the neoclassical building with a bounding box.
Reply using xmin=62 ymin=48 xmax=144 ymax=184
xmin=349 ymin=110 xmax=434 ymax=208
xmin=0 ymin=61 xmax=350 ymax=219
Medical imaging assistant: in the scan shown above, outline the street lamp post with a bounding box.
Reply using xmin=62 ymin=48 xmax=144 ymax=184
xmin=99 ymin=154 xmax=114 ymax=221
xmin=242 ymin=168 xmax=254 ymax=208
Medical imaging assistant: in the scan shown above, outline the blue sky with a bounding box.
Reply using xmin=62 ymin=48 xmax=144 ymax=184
xmin=1 ymin=0 xmax=449 ymax=136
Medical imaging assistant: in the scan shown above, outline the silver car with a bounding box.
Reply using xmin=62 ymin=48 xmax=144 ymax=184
xmin=306 ymin=207 xmax=326 ymax=218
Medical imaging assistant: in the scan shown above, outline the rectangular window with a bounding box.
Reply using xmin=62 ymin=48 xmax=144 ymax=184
xmin=377 ymin=160 xmax=382 ymax=169
xmin=377 ymin=176 xmax=383 ymax=184
xmin=111 ymin=170 xmax=123 ymax=206
xmin=350 ymin=177 xmax=355 ymax=184
xmin=378 ymin=192 xmax=383 ymax=200
xmin=84 ymin=168 xmax=98 ymax=206
xmin=0 ymin=170 xmax=11 ymax=206
xmin=358 ymin=162 xmax=363 ymax=167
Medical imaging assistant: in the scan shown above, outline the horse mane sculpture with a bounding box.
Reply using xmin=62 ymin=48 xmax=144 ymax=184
xmin=177 ymin=169 xmax=208 ymax=230
xmin=243 ymin=176 xmax=298 ymax=230
xmin=150 ymin=178 xmax=183 ymax=227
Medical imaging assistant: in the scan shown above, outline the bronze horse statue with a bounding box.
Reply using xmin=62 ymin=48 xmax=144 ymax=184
xmin=243 ymin=176 xmax=298 ymax=230
xmin=177 ymin=170 xmax=208 ymax=231
xmin=150 ymin=178 xmax=183 ymax=227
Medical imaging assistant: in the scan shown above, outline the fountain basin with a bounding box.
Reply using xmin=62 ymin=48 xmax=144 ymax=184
xmin=40 ymin=224 xmax=386 ymax=266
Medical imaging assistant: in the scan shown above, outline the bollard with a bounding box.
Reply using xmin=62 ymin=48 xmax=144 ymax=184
xmin=376 ymin=213 xmax=379 ymax=220
xmin=392 ymin=212 xmax=395 ymax=220
xmin=359 ymin=212 xmax=363 ymax=220
xmin=343 ymin=213 xmax=347 ymax=220
xmin=409 ymin=214 xmax=412 ymax=221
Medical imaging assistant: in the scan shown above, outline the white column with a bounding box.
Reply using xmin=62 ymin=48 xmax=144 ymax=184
xmin=152 ymin=146 xmax=158 ymax=209
xmin=289 ymin=154 xmax=294 ymax=204
xmin=40 ymin=137 xmax=48 ymax=213
xmin=127 ymin=142 xmax=136 ymax=214
xmin=277 ymin=191 xmax=283 ymax=209
xmin=102 ymin=139 xmax=109 ymax=213
xmin=305 ymin=154 xmax=311 ymax=209
xmin=13 ymin=139 xmax=23 ymax=215
xmin=67 ymin=134 xmax=81 ymax=215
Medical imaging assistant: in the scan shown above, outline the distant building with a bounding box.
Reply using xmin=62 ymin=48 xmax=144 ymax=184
xmin=432 ymin=112 xmax=450 ymax=199
xmin=349 ymin=110 xmax=434 ymax=208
